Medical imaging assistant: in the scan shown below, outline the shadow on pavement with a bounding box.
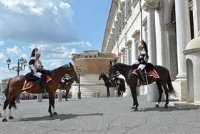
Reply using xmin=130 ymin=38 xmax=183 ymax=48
xmin=18 ymin=113 xmax=103 ymax=122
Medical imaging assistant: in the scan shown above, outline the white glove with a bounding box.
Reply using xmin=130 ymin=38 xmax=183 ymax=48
xmin=30 ymin=64 xmax=37 ymax=73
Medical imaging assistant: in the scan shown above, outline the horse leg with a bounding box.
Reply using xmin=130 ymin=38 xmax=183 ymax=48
xmin=8 ymin=104 xmax=14 ymax=120
xmin=2 ymin=100 xmax=9 ymax=122
xmin=65 ymin=91 xmax=68 ymax=101
xmin=8 ymin=98 xmax=17 ymax=120
xmin=155 ymin=81 xmax=163 ymax=107
xmin=107 ymin=87 xmax=110 ymax=97
xmin=48 ymin=92 xmax=57 ymax=117
xmin=121 ymin=91 xmax=123 ymax=97
xmin=163 ymin=84 xmax=169 ymax=108
xmin=131 ymin=87 xmax=138 ymax=111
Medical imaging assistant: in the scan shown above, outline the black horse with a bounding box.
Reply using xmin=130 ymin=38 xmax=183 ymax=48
xmin=99 ymin=72 xmax=116 ymax=97
xmin=108 ymin=61 xmax=177 ymax=111
xmin=115 ymin=77 xmax=126 ymax=97
xmin=99 ymin=72 xmax=126 ymax=97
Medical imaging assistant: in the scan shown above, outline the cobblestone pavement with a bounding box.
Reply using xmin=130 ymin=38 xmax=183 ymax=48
xmin=0 ymin=95 xmax=200 ymax=134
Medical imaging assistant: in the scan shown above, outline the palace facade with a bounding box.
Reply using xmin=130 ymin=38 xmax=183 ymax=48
xmin=101 ymin=0 xmax=200 ymax=101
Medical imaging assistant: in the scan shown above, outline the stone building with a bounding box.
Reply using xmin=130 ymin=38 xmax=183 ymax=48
xmin=101 ymin=0 xmax=200 ymax=102
xmin=71 ymin=50 xmax=117 ymax=98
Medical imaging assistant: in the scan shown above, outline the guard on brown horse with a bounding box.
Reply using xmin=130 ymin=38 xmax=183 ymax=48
xmin=58 ymin=75 xmax=76 ymax=101
xmin=29 ymin=49 xmax=46 ymax=93
xmin=109 ymin=61 xmax=177 ymax=111
xmin=2 ymin=63 xmax=79 ymax=122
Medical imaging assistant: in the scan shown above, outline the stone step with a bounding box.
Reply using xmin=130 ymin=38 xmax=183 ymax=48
xmin=173 ymin=102 xmax=200 ymax=109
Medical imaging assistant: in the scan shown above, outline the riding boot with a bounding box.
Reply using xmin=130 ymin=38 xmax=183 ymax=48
xmin=136 ymin=69 xmax=146 ymax=85
xmin=40 ymin=75 xmax=46 ymax=93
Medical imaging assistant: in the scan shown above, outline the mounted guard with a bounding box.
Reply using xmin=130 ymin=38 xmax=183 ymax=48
xmin=28 ymin=48 xmax=47 ymax=93
xmin=131 ymin=40 xmax=159 ymax=86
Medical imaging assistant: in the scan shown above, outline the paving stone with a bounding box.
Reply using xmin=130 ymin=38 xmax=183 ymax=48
xmin=0 ymin=96 xmax=200 ymax=134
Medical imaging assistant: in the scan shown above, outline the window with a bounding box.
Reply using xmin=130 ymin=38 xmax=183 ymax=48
xmin=132 ymin=0 xmax=138 ymax=8
xmin=126 ymin=0 xmax=132 ymax=19
xmin=135 ymin=39 xmax=139 ymax=59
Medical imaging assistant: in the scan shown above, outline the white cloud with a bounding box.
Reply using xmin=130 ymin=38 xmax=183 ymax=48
xmin=0 ymin=0 xmax=79 ymax=44
xmin=0 ymin=41 xmax=4 ymax=45
xmin=0 ymin=0 xmax=94 ymax=82
xmin=0 ymin=52 xmax=6 ymax=61
xmin=6 ymin=46 xmax=27 ymax=59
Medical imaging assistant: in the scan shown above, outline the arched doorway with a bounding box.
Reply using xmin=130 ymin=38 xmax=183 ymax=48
xmin=186 ymin=59 xmax=194 ymax=102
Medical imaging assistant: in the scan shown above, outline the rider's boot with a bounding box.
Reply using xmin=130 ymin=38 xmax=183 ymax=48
xmin=40 ymin=75 xmax=46 ymax=93
xmin=136 ymin=69 xmax=146 ymax=85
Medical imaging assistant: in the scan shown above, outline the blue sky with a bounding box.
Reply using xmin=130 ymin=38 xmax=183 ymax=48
xmin=0 ymin=0 xmax=111 ymax=82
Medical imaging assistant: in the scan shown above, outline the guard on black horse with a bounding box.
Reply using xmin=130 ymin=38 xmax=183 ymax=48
xmin=131 ymin=40 xmax=159 ymax=86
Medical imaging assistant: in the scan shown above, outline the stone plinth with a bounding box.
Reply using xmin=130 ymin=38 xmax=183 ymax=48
xmin=147 ymin=82 xmax=166 ymax=102
xmin=71 ymin=74 xmax=116 ymax=98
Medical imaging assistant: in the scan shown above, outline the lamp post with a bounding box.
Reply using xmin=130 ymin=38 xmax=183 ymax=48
xmin=76 ymin=64 xmax=87 ymax=99
xmin=6 ymin=57 xmax=27 ymax=103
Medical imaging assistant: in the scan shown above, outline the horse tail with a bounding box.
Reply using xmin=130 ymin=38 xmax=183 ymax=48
xmin=4 ymin=78 xmax=12 ymax=98
xmin=5 ymin=78 xmax=17 ymax=109
xmin=167 ymin=73 xmax=177 ymax=97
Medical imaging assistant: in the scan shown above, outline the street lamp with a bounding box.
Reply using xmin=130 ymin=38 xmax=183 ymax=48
xmin=76 ymin=64 xmax=87 ymax=99
xmin=6 ymin=57 xmax=27 ymax=102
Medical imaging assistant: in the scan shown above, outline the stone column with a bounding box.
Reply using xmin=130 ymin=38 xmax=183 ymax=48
xmin=37 ymin=94 xmax=42 ymax=102
xmin=175 ymin=0 xmax=191 ymax=79
xmin=193 ymin=0 xmax=200 ymax=37
xmin=173 ymin=0 xmax=191 ymax=101
xmin=164 ymin=24 xmax=177 ymax=80
xmin=143 ymin=0 xmax=160 ymax=102
xmin=143 ymin=0 xmax=160 ymax=64
xmin=57 ymin=90 xmax=62 ymax=101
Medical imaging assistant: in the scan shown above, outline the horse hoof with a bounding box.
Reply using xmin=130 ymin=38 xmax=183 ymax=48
xmin=53 ymin=112 xmax=57 ymax=115
xmin=9 ymin=116 xmax=14 ymax=119
xmin=155 ymin=104 xmax=159 ymax=107
xmin=134 ymin=107 xmax=138 ymax=111
xmin=50 ymin=114 xmax=54 ymax=117
xmin=2 ymin=118 xmax=7 ymax=122
xmin=164 ymin=105 xmax=168 ymax=108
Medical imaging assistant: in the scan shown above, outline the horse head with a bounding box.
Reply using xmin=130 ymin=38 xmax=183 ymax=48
xmin=108 ymin=61 xmax=118 ymax=80
xmin=68 ymin=62 xmax=79 ymax=84
xmin=98 ymin=72 xmax=104 ymax=80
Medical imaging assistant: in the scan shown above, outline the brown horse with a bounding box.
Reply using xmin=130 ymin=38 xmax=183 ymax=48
xmin=2 ymin=63 xmax=79 ymax=122
xmin=57 ymin=77 xmax=75 ymax=101
xmin=108 ymin=61 xmax=177 ymax=111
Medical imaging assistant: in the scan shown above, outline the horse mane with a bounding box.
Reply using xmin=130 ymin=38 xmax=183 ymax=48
xmin=113 ymin=63 xmax=133 ymax=77
xmin=51 ymin=64 xmax=68 ymax=73
xmin=114 ymin=63 xmax=132 ymax=68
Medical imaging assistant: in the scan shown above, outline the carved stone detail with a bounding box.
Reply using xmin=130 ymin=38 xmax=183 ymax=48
xmin=143 ymin=0 xmax=161 ymax=11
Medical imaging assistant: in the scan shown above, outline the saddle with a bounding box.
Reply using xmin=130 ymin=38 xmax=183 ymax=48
xmin=132 ymin=69 xmax=159 ymax=79
xmin=23 ymin=72 xmax=52 ymax=91
xmin=131 ymin=63 xmax=159 ymax=86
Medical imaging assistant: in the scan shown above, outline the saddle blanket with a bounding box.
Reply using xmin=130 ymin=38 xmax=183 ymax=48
xmin=22 ymin=75 xmax=52 ymax=91
xmin=132 ymin=69 xmax=160 ymax=78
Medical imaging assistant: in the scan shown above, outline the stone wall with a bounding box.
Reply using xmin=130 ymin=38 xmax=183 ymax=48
xmin=71 ymin=51 xmax=117 ymax=98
